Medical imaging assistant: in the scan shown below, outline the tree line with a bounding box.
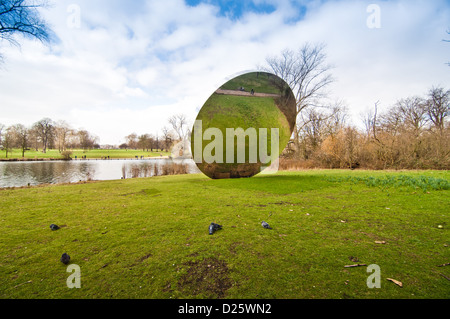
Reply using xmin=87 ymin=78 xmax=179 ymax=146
xmin=265 ymin=44 xmax=449 ymax=170
xmin=0 ymin=119 xmax=99 ymax=158
xmin=282 ymin=86 xmax=449 ymax=170
xmin=121 ymin=114 xmax=190 ymax=153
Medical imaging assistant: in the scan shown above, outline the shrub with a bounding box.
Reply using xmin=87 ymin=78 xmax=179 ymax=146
xmin=61 ymin=150 xmax=73 ymax=160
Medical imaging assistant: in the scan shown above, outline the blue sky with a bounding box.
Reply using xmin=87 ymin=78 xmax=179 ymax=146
xmin=185 ymin=0 xmax=277 ymax=18
xmin=0 ymin=0 xmax=449 ymax=145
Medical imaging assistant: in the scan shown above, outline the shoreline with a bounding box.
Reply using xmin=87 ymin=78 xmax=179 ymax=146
xmin=0 ymin=156 xmax=173 ymax=162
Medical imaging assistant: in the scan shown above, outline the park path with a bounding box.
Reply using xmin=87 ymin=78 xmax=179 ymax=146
xmin=215 ymin=89 xmax=281 ymax=98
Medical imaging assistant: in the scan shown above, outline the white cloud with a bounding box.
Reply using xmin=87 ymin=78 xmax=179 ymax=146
xmin=0 ymin=0 xmax=449 ymax=144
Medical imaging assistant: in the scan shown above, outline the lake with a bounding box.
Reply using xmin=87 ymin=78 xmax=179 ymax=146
xmin=0 ymin=158 xmax=200 ymax=188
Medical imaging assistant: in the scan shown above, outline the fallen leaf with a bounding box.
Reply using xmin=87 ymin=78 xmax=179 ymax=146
xmin=387 ymin=278 xmax=403 ymax=287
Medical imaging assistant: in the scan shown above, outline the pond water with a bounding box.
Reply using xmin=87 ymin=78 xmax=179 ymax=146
xmin=0 ymin=158 xmax=199 ymax=188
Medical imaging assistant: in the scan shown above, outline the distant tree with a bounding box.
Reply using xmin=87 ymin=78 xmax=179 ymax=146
xmin=295 ymin=101 xmax=346 ymax=160
xmin=0 ymin=123 xmax=4 ymax=146
xmin=119 ymin=143 xmax=128 ymax=150
xmin=153 ymin=134 xmax=160 ymax=151
xmin=0 ymin=0 xmax=55 ymax=62
xmin=78 ymin=130 xmax=97 ymax=151
xmin=137 ymin=134 xmax=152 ymax=151
xmin=2 ymin=126 xmax=13 ymax=158
xmin=125 ymin=133 xmax=138 ymax=149
xmin=395 ymin=96 xmax=428 ymax=132
xmin=28 ymin=125 xmax=40 ymax=151
xmin=161 ymin=126 xmax=174 ymax=152
xmin=54 ymin=120 xmax=72 ymax=152
xmin=33 ymin=117 xmax=54 ymax=153
xmin=10 ymin=123 xmax=29 ymax=157
xmin=426 ymin=87 xmax=449 ymax=132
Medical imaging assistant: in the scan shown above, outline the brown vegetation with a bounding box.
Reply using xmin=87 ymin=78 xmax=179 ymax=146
xmin=281 ymin=87 xmax=449 ymax=170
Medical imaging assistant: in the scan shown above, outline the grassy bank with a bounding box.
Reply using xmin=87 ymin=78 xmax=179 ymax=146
xmin=0 ymin=149 xmax=170 ymax=160
xmin=0 ymin=170 xmax=448 ymax=299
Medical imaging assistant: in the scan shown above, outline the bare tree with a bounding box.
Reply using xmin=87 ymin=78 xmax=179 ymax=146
xmin=125 ymin=133 xmax=138 ymax=150
xmin=161 ymin=126 xmax=174 ymax=152
xmin=168 ymin=114 xmax=189 ymax=141
xmin=54 ymin=120 xmax=72 ymax=152
xmin=2 ymin=126 xmax=13 ymax=158
xmin=78 ymin=130 xmax=97 ymax=151
xmin=426 ymin=86 xmax=449 ymax=132
xmin=33 ymin=117 xmax=54 ymax=153
xmin=263 ymin=43 xmax=334 ymax=157
xmin=395 ymin=97 xmax=428 ymax=132
xmin=295 ymin=103 xmax=346 ymax=160
xmin=28 ymin=124 xmax=40 ymax=151
xmin=10 ymin=123 xmax=29 ymax=157
xmin=264 ymin=43 xmax=334 ymax=115
xmin=0 ymin=123 xmax=4 ymax=146
xmin=425 ymin=87 xmax=450 ymax=165
xmin=0 ymin=0 xmax=55 ymax=62
xmin=137 ymin=134 xmax=153 ymax=152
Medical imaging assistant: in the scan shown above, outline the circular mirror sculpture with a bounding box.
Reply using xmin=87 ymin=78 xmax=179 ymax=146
xmin=191 ymin=72 xmax=296 ymax=179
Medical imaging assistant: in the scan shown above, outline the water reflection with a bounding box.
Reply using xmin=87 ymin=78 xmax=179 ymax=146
xmin=0 ymin=159 xmax=199 ymax=188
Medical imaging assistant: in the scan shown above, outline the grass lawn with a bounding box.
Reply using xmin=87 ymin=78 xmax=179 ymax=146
xmin=0 ymin=149 xmax=170 ymax=160
xmin=0 ymin=169 xmax=448 ymax=299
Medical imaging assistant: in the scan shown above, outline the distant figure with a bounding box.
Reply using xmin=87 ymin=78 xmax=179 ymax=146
xmin=251 ymin=89 xmax=254 ymax=95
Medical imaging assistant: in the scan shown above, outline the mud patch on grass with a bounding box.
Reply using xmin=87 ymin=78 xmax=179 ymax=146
xmin=177 ymin=257 xmax=233 ymax=298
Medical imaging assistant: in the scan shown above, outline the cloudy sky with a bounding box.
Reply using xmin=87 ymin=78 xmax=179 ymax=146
xmin=0 ymin=0 xmax=449 ymax=145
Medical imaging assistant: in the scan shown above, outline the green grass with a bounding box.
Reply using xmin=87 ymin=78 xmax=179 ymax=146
xmin=0 ymin=149 xmax=170 ymax=160
xmin=0 ymin=169 xmax=449 ymax=299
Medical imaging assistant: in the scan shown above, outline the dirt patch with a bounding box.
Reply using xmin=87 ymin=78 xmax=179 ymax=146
xmin=177 ymin=257 xmax=233 ymax=298
xmin=229 ymin=242 xmax=245 ymax=255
